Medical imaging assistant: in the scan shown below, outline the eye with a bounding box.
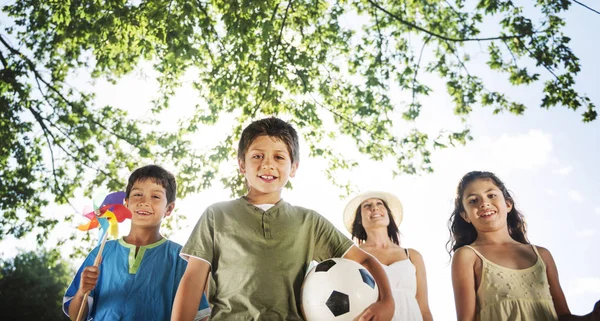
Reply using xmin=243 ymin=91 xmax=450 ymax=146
xmin=252 ymin=154 xmax=263 ymax=159
xmin=276 ymin=155 xmax=285 ymax=160
xmin=467 ymin=198 xmax=477 ymax=204
xmin=133 ymin=193 xmax=142 ymax=197
xmin=488 ymin=194 xmax=497 ymax=199
xmin=152 ymin=195 xmax=161 ymax=199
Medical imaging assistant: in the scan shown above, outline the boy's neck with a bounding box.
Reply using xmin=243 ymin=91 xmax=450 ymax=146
xmin=244 ymin=191 xmax=282 ymax=205
xmin=124 ymin=228 xmax=163 ymax=246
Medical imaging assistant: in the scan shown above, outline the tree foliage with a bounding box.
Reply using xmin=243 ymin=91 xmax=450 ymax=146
xmin=0 ymin=250 xmax=73 ymax=320
xmin=1 ymin=0 xmax=596 ymax=245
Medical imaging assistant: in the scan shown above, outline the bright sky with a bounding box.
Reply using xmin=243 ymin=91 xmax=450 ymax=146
xmin=1 ymin=3 xmax=599 ymax=320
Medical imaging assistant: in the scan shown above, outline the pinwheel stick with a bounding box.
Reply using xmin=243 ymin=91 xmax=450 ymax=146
xmin=76 ymin=230 xmax=109 ymax=321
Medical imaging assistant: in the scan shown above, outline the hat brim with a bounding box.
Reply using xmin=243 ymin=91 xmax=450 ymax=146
xmin=343 ymin=191 xmax=403 ymax=233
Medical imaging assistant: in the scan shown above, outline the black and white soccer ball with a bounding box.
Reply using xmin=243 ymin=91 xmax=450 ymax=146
xmin=301 ymin=258 xmax=379 ymax=321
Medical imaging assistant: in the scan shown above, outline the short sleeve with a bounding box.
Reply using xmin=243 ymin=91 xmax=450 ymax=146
xmin=181 ymin=207 xmax=215 ymax=266
xmin=312 ymin=213 xmax=354 ymax=262
xmin=195 ymin=294 xmax=211 ymax=320
xmin=62 ymin=247 xmax=99 ymax=320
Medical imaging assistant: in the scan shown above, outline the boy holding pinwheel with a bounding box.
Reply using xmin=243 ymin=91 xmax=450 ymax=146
xmin=63 ymin=165 xmax=210 ymax=321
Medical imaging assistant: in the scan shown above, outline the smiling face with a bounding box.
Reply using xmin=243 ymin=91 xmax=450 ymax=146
xmin=126 ymin=179 xmax=174 ymax=230
xmin=360 ymin=198 xmax=391 ymax=229
xmin=238 ymin=135 xmax=298 ymax=204
xmin=460 ymin=178 xmax=513 ymax=233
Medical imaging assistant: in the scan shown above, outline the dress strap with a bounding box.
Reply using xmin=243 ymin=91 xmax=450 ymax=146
xmin=463 ymin=245 xmax=486 ymax=261
xmin=529 ymin=244 xmax=546 ymax=268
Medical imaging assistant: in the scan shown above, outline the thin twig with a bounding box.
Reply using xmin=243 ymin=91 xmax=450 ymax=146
xmin=366 ymin=0 xmax=529 ymax=42
xmin=573 ymin=0 xmax=600 ymax=15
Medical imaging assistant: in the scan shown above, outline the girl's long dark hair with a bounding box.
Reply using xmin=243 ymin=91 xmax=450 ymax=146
xmin=351 ymin=200 xmax=400 ymax=245
xmin=447 ymin=171 xmax=529 ymax=255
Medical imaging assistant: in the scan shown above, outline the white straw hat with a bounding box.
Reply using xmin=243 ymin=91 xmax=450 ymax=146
xmin=343 ymin=191 xmax=403 ymax=233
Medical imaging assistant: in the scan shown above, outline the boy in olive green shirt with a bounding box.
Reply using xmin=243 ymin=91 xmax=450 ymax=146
xmin=172 ymin=117 xmax=394 ymax=321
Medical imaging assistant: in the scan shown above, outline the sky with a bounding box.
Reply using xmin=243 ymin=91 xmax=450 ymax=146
xmin=1 ymin=2 xmax=599 ymax=319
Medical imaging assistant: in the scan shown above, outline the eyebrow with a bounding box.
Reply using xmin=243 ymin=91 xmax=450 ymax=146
xmin=249 ymin=148 xmax=289 ymax=153
xmin=466 ymin=188 xmax=499 ymax=198
xmin=131 ymin=187 xmax=165 ymax=194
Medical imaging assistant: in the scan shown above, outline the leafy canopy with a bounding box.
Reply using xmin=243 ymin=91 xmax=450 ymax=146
xmin=0 ymin=249 xmax=74 ymax=320
xmin=1 ymin=0 xmax=595 ymax=245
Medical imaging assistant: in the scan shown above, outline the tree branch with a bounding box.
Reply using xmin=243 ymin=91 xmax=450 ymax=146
xmin=573 ymin=0 xmax=600 ymax=15
xmin=195 ymin=0 xmax=227 ymax=53
xmin=280 ymin=43 xmax=370 ymax=134
xmin=251 ymin=0 xmax=293 ymax=118
xmin=0 ymin=49 xmax=7 ymax=67
xmin=412 ymin=35 xmax=433 ymax=105
xmin=0 ymin=35 xmax=146 ymax=148
xmin=366 ymin=0 xmax=529 ymax=42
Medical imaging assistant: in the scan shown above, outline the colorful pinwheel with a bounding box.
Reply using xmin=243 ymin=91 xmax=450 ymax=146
xmin=75 ymin=191 xmax=131 ymax=321
xmin=77 ymin=191 xmax=131 ymax=242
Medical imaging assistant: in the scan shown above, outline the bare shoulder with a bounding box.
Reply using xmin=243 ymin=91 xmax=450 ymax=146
xmin=407 ymin=248 xmax=423 ymax=259
xmin=533 ymin=245 xmax=556 ymax=264
xmin=452 ymin=246 xmax=477 ymax=266
xmin=534 ymin=245 xmax=551 ymax=255
xmin=407 ymin=248 xmax=424 ymax=266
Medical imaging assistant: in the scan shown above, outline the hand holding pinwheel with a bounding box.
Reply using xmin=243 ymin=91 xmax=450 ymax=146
xmin=75 ymin=191 xmax=131 ymax=321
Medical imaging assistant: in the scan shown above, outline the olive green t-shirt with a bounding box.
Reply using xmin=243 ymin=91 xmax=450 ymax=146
xmin=181 ymin=197 xmax=354 ymax=320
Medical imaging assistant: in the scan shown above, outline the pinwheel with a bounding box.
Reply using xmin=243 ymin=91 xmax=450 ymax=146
xmin=77 ymin=191 xmax=131 ymax=241
xmin=75 ymin=191 xmax=131 ymax=321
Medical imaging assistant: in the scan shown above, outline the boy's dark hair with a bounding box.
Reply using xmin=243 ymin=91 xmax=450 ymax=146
xmin=447 ymin=171 xmax=528 ymax=255
xmin=125 ymin=165 xmax=177 ymax=204
xmin=351 ymin=199 xmax=400 ymax=245
xmin=237 ymin=117 xmax=300 ymax=164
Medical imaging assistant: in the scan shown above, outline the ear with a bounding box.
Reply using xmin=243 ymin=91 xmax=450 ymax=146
xmin=238 ymin=158 xmax=246 ymax=174
xmin=506 ymin=200 xmax=513 ymax=213
xmin=164 ymin=202 xmax=175 ymax=217
xmin=460 ymin=212 xmax=471 ymax=224
xmin=289 ymin=162 xmax=299 ymax=178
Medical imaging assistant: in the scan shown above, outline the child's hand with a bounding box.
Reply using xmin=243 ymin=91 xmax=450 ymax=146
xmin=356 ymin=300 xmax=394 ymax=321
xmin=78 ymin=264 xmax=101 ymax=294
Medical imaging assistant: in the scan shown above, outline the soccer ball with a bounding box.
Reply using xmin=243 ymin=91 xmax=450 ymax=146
xmin=301 ymin=258 xmax=379 ymax=321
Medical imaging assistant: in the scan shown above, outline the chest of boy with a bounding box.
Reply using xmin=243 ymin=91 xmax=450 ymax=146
xmin=216 ymin=208 xmax=310 ymax=241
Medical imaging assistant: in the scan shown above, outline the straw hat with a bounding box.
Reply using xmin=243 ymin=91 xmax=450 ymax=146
xmin=343 ymin=191 xmax=403 ymax=233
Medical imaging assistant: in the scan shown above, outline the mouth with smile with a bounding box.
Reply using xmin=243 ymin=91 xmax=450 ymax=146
xmin=478 ymin=209 xmax=496 ymax=219
xmin=135 ymin=209 xmax=153 ymax=216
xmin=259 ymin=174 xmax=278 ymax=182
xmin=369 ymin=213 xmax=384 ymax=219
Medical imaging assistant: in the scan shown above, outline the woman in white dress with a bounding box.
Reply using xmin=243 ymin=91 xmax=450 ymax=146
xmin=343 ymin=191 xmax=433 ymax=321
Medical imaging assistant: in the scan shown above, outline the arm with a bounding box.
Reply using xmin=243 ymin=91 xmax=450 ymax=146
xmin=537 ymin=246 xmax=571 ymax=318
xmin=545 ymin=250 xmax=600 ymax=321
xmin=410 ymin=249 xmax=433 ymax=321
xmin=67 ymin=265 xmax=100 ymax=321
xmin=451 ymin=247 xmax=477 ymax=321
xmin=171 ymin=258 xmax=211 ymax=321
xmin=558 ymin=300 xmax=600 ymax=321
xmin=344 ymin=245 xmax=395 ymax=321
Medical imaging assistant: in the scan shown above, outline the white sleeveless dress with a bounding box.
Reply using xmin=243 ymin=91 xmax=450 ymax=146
xmin=381 ymin=250 xmax=423 ymax=321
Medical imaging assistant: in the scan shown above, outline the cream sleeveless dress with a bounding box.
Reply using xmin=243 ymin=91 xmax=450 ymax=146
xmin=465 ymin=245 xmax=558 ymax=321
xmin=381 ymin=249 xmax=423 ymax=321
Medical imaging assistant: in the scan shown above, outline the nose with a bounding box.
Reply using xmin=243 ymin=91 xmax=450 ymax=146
xmin=261 ymin=158 xmax=274 ymax=169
